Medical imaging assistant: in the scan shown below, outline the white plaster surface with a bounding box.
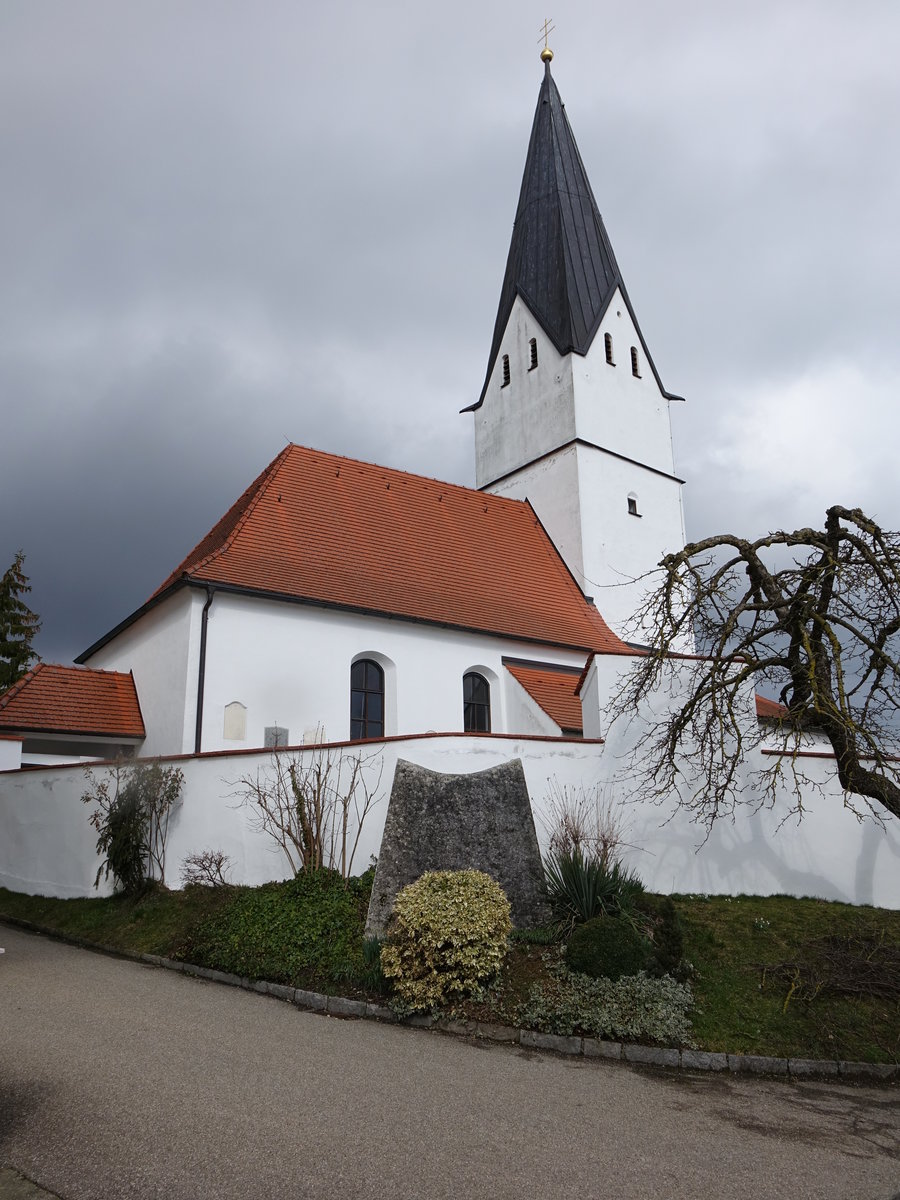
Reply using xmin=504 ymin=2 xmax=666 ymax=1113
xmin=1 ymin=729 xmax=896 ymax=908
xmin=474 ymin=293 xmax=687 ymax=638
xmin=83 ymin=589 xmax=200 ymax=756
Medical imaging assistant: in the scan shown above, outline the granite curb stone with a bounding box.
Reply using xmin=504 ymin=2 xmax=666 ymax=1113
xmin=293 ymin=988 xmax=327 ymax=1012
xmin=3 ymin=917 xmax=897 ymax=1086
xmin=681 ymin=1049 xmax=728 ymax=1072
xmin=583 ymin=1038 xmax=623 ymax=1060
xmin=789 ymin=1058 xmax=839 ymax=1078
xmin=519 ymin=1030 xmax=583 ymax=1056
xmin=838 ymin=1061 xmax=898 ymax=1082
xmin=624 ymin=1044 xmax=680 ymax=1068
xmin=327 ymin=995 xmax=368 ymax=1018
xmin=475 ymin=1021 xmax=518 ymax=1042
xmin=728 ymin=1054 xmax=789 ymax=1076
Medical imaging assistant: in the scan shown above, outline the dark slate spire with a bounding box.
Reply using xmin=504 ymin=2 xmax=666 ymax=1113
xmin=470 ymin=63 xmax=623 ymax=409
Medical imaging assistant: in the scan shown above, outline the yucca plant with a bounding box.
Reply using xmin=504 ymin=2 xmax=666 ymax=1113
xmin=544 ymin=848 xmax=644 ymax=924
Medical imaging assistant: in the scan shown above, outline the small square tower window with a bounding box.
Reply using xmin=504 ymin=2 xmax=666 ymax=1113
xmin=264 ymin=725 xmax=289 ymax=748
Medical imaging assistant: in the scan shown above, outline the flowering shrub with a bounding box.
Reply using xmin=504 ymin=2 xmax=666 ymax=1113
xmin=518 ymin=970 xmax=694 ymax=1045
xmin=380 ymin=870 xmax=512 ymax=1013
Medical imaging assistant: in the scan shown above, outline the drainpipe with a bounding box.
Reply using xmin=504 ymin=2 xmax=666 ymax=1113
xmin=194 ymin=585 xmax=215 ymax=754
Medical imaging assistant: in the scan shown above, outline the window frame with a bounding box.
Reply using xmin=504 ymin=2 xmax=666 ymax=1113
xmin=350 ymin=658 xmax=385 ymax=740
xmin=463 ymin=671 xmax=491 ymax=733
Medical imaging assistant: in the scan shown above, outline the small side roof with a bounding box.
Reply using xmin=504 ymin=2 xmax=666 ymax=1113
xmin=505 ymin=660 xmax=584 ymax=734
xmin=0 ymin=663 xmax=145 ymax=739
xmin=756 ymin=694 xmax=790 ymax=721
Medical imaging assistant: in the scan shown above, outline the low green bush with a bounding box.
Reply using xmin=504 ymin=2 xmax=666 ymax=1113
xmin=380 ymin=869 xmax=512 ymax=1013
xmin=543 ymin=850 xmax=644 ymax=924
xmin=518 ymin=971 xmax=694 ymax=1045
xmin=634 ymin=893 xmax=684 ymax=977
xmin=183 ymin=868 xmax=369 ymax=987
xmin=565 ymin=914 xmax=653 ymax=981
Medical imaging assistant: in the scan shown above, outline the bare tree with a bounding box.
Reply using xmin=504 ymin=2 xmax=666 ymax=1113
xmin=235 ymin=736 xmax=383 ymax=878
xmin=608 ymin=506 xmax=900 ymax=828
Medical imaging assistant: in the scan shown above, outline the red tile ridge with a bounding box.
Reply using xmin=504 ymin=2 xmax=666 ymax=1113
xmin=150 ymin=444 xmax=293 ymax=601
xmin=0 ymin=661 xmax=44 ymax=710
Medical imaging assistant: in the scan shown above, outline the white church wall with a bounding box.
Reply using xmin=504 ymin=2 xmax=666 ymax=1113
xmin=1 ymin=730 xmax=897 ymax=907
xmin=84 ymin=588 xmax=200 ymax=756
xmin=0 ymin=735 xmax=601 ymax=899
xmin=195 ymin=592 xmax=586 ymax=753
xmin=574 ymin=442 xmax=688 ymax=637
xmin=502 ymin=674 xmax=562 ymax=737
xmin=474 ymin=297 xmax=574 ymax=489
xmin=0 ymin=736 xmax=22 ymax=772
xmin=574 ymin=289 xmax=678 ymax=475
xmin=580 ymin=652 xmax=900 ymax=909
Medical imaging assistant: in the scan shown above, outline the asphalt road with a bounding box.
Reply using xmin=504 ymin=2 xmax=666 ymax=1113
xmin=0 ymin=925 xmax=898 ymax=1200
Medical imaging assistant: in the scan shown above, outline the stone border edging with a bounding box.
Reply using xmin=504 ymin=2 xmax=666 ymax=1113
xmin=3 ymin=916 xmax=897 ymax=1086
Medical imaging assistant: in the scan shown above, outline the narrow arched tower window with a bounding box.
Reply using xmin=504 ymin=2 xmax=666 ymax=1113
xmin=627 ymin=494 xmax=640 ymax=517
xmin=528 ymin=338 xmax=538 ymax=371
xmin=463 ymin=672 xmax=491 ymax=733
xmin=501 ymin=354 xmax=511 ymax=388
xmin=605 ymin=333 xmax=615 ymax=365
xmin=350 ymin=659 xmax=384 ymax=740
xmin=631 ymin=346 xmax=641 ymax=377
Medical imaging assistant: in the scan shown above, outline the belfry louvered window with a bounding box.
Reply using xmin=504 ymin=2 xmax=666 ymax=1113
xmin=528 ymin=338 xmax=538 ymax=370
xmin=501 ymin=354 xmax=511 ymax=388
xmin=605 ymin=333 xmax=615 ymax=365
xmin=463 ymin=672 xmax=491 ymax=733
xmin=350 ymin=659 xmax=384 ymax=740
xmin=631 ymin=346 xmax=640 ymax=377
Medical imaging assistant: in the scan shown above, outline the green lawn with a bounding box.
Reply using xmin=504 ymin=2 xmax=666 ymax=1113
xmin=2 ymin=882 xmax=897 ymax=1063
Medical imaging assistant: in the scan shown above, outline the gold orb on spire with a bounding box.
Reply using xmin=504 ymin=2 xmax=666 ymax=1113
xmin=538 ymin=18 xmax=555 ymax=63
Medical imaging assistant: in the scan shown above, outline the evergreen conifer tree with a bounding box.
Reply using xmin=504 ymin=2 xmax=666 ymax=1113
xmin=0 ymin=552 xmax=41 ymax=692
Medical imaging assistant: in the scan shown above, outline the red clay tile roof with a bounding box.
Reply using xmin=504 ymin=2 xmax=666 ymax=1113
xmin=756 ymin=694 xmax=789 ymax=720
xmin=151 ymin=444 xmax=631 ymax=655
xmin=505 ymin=661 xmax=584 ymax=733
xmin=0 ymin=663 xmax=145 ymax=739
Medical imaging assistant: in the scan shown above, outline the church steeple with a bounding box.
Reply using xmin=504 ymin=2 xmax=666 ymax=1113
xmin=468 ymin=60 xmax=679 ymax=413
xmin=471 ymin=62 xmax=621 ymax=408
xmin=467 ymin=58 xmax=687 ymax=641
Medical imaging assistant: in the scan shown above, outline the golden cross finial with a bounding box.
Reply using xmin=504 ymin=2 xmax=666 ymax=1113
xmin=538 ymin=18 xmax=555 ymax=62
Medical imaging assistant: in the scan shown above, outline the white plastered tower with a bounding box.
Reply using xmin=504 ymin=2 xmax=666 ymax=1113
xmin=466 ymin=57 xmax=686 ymax=642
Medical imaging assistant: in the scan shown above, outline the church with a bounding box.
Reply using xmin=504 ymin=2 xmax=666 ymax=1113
xmin=0 ymin=53 xmax=691 ymax=766
xmin=2 ymin=54 xmax=896 ymax=910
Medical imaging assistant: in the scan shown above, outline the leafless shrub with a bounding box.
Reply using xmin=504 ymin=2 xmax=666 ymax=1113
xmin=180 ymin=849 xmax=233 ymax=888
xmin=234 ymin=733 xmax=383 ymax=878
xmin=540 ymin=778 xmax=635 ymax=867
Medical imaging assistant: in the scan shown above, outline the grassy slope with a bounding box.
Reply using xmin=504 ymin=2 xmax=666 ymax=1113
xmin=2 ymin=885 xmax=897 ymax=1062
xmin=676 ymin=894 xmax=900 ymax=1063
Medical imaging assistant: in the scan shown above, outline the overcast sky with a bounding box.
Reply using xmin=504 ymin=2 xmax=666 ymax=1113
xmin=3 ymin=0 xmax=899 ymax=664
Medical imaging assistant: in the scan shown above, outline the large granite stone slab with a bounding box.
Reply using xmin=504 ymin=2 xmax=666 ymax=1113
xmin=365 ymin=758 xmax=549 ymax=935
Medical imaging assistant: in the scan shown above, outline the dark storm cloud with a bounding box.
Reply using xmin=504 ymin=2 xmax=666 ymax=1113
xmin=2 ymin=0 xmax=899 ymax=662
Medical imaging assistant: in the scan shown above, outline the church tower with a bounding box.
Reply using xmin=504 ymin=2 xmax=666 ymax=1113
xmin=465 ymin=51 xmax=686 ymax=641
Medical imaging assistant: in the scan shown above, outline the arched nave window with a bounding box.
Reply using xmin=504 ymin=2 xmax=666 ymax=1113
xmin=350 ymin=659 xmax=384 ymax=740
xmin=463 ymin=672 xmax=491 ymax=733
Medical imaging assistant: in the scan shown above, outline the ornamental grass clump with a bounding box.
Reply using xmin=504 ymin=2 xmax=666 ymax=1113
xmin=380 ymin=870 xmax=512 ymax=1013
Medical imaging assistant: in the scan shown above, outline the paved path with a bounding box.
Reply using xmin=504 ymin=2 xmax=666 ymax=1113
xmin=1 ymin=925 xmax=898 ymax=1200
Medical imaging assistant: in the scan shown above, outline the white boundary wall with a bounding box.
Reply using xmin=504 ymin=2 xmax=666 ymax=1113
xmin=1 ymin=733 xmax=897 ymax=907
